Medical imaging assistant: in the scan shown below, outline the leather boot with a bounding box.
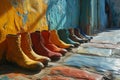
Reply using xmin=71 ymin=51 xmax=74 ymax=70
xmin=50 ymin=30 xmax=74 ymax=49
xmin=6 ymin=34 xmax=44 ymax=70
xmin=76 ymin=28 xmax=93 ymax=41
xmin=41 ymin=30 xmax=67 ymax=56
xmin=20 ymin=32 xmax=51 ymax=66
xmin=0 ymin=39 xmax=7 ymax=64
xmin=57 ymin=29 xmax=79 ymax=47
xmin=31 ymin=31 xmax=62 ymax=61
xmin=68 ymin=28 xmax=86 ymax=43
xmin=74 ymin=28 xmax=89 ymax=42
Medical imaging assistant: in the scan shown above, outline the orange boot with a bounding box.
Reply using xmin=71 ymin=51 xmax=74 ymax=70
xmin=20 ymin=32 xmax=51 ymax=66
xmin=50 ymin=30 xmax=74 ymax=49
xmin=41 ymin=30 xmax=67 ymax=56
xmin=30 ymin=31 xmax=62 ymax=61
xmin=6 ymin=34 xmax=44 ymax=70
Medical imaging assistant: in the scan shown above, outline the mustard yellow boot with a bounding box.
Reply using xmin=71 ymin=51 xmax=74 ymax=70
xmin=6 ymin=34 xmax=44 ymax=70
xmin=50 ymin=30 xmax=73 ymax=49
xmin=0 ymin=39 xmax=7 ymax=63
xmin=20 ymin=32 xmax=51 ymax=66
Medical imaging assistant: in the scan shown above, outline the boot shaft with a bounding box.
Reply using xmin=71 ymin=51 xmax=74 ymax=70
xmin=0 ymin=39 xmax=7 ymax=63
xmin=6 ymin=34 xmax=21 ymax=51
xmin=41 ymin=30 xmax=52 ymax=44
xmin=30 ymin=31 xmax=50 ymax=53
xmin=68 ymin=28 xmax=74 ymax=35
xmin=58 ymin=29 xmax=69 ymax=39
xmin=50 ymin=30 xmax=59 ymax=40
xmin=20 ymin=32 xmax=32 ymax=51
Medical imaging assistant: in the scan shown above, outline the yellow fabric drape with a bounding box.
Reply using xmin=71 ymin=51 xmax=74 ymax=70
xmin=0 ymin=0 xmax=48 ymax=42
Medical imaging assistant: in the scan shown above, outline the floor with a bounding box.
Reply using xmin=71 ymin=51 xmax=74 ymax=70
xmin=0 ymin=28 xmax=120 ymax=80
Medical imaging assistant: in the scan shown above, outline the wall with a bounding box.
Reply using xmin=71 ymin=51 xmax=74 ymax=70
xmin=98 ymin=0 xmax=107 ymax=30
xmin=109 ymin=0 xmax=120 ymax=27
xmin=46 ymin=0 xmax=80 ymax=30
xmin=79 ymin=0 xmax=91 ymax=34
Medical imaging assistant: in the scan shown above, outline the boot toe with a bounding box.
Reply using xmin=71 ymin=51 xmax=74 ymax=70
xmin=70 ymin=44 xmax=74 ymax=48
xmin=41 ymin=57 xmax=51 ymax=66
xmin=78 ymin=40 xmax=85 ymax=43
xmin=74 ymin=42 xmax=80 ymax=47
xmin=59 ymin=49 xmax=67 ymax=56
xmin=29 ymin=62 xmax=44 ymax=71
xmin=50 ymin=53 xmax=62 ymax=61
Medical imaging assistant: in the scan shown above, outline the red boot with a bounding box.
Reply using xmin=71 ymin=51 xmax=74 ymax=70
xmin=41 ymin=30 xmax=67 ymax=56
xmin=30 ymin=31 xmax=62 ymax=61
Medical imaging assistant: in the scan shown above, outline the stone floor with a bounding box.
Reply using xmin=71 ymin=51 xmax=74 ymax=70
xmin=0 ymin=28 xmax=120 ymax=80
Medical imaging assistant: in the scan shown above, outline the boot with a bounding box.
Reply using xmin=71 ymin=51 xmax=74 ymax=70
xmin=74 ymin=28 xmax=89 ymax=42
xmin=50 ymin=30 xmax=74 ymax=49
xmin=30 ymin=31 xmax=62 ymax=61
xmin=20 ymin=32 xmax=51 ymax=66
xmin=57 ymin=29 xmax=79 ymax=47
xmin=77 ymin=28 xmax=93 ymax=40
xmin=0 ymin=39 xmax=7 ymax=64
xmin=68 ymin=28 xmax=86 ymax=43
xmin=41 ymin=30 xmax=67 ymax=56
xmin=6 ymin=34 xmax=44 ymax=70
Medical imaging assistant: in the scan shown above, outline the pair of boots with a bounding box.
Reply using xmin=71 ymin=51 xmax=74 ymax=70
xmin=57 ymin=29 xmax=80 ymax=47
xmin=68 ymin=28 xmax=88 ymax=43
xmin=31 ymin=31 xmax=63 ymax=61
xmin=40 ymin=30 xmax=67 ymax=56
xmin=50 ymin=30 xmax=74 ymax=49
xmin=0 ymin=32 xmax=50 ymax=71
xmin=74 ymin=28 xmax=93 ymax=41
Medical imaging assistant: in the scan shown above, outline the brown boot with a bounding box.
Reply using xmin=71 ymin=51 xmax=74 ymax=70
xmin=6 ymin=34 xmax=44 ymax=70
xmin=74 ymin=28 xmax=89 ymax=42
xmin=0 ymin=39 xmax=7 ymax=64
xmin=20 ymin=32 xmax=51 ymax=66
xmin=68 ymin=28 xmax=85 ymax=43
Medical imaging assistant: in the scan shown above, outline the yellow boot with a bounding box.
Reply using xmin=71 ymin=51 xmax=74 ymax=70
xmin=50 ymin=30 xmax=73 ymax=48
xmin=6 ymin=34 xmax=44 ymax=70
xmin=20 ymin=32 xmax=51 ymax=66
xmin=0 ymin=39 xmax=7 ymax=63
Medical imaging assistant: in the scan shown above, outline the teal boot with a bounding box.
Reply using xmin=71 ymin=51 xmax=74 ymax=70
xmin=57 ymin=29 xmax=79 ymax=47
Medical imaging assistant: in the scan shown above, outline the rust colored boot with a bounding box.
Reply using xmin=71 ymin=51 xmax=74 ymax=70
xmin=41 ymin=30 xmax=67 ymax=56
xmin=50 ymin=30 xmax=73 ymax=49
xmin=0 ymin=39 xmax=7 ymax=64
xmin=30 ymin=31 xmax=62 ymax=61
xmin=6 ymin=34 xmax=44 ymax=70
xmin=20 ymin=32 xmax=51 ymax=66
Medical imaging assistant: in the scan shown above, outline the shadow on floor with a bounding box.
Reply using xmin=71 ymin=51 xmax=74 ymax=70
xmin=0 ymin=63 xmax=42 ymax=75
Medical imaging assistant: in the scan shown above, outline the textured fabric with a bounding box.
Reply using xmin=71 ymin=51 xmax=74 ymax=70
xmin=30 ymin=31 xmax=62 ymax=61
xmin=0 ymin=0 xmax=48 ymax=42
xmin=20 ymin=32 xmax=50 ymax=66
xmin=6 ymin=34 xmax=44 ymax=70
